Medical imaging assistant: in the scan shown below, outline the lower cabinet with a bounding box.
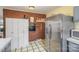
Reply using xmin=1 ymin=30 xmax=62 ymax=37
xmin=68 ymin=42 xmax=79 ymax=52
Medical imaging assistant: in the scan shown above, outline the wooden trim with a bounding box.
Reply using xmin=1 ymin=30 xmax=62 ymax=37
xmin=3 ymin=9 xmax=6 ymax=38
xmin=3 ymin=9 xmax=46 ymax=18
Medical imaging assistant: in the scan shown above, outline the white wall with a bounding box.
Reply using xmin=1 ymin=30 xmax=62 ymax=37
xmin=46 ymin=6 xmax=73 ymax=17
xmin=0 ymin=7 xmax=3 ymax=18
xmin=74 ymin=22 xmax=79 ymax=29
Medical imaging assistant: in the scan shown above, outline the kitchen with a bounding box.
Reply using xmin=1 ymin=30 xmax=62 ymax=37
xmin=0 ymin=6 xmax=79 ymax=52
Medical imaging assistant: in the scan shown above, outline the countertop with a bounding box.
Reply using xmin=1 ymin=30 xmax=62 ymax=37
xmin=0 ymin=38 xmax=11 ymax=51
xmin=67 ymin=37 xmax=79 ymax=44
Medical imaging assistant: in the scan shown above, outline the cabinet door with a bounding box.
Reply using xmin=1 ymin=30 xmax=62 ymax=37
xmin=6 ymin=18 xmax=19 ymax=50
xmin=6 ymin=18 xmax=13 ymax=38
xmin=22 ymin=19 xmax=29 ymax=47
xmin=18 ymin=19 xmax=29 ymax=48
xmin=12 ymin=20 xmax=19 ymax=50
xmin=74 ymin=6 xmax=79 ymax=21
xmin=18 ymin=19 xmax=24 ymax=48
xmin=6 ymin=18 xmax=14 ymax=50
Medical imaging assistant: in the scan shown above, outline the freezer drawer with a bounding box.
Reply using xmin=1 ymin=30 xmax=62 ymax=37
xmin=45 ymin=39 xmax=50 ymax=51
xmin=50 ymin=40 xmax=61 ymax=52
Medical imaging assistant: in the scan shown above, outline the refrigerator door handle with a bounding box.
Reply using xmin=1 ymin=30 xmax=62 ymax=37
xmin=49 ymin=24 xmax=52 ymax=51
xmin=49 ymin=24 xmax=52 ymax=39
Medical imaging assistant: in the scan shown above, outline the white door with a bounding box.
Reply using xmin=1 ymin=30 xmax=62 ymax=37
xmin=6 ymin=18 xmax=29 ymax=50
xmin=6 ymin=18 xmax=19 ymax=50
xmin=12 ymin=20 xmax=19 ymax=50
xmin=18 ymin=19 xmax=29 ymax=48
xmin=18 ymin=19 xmax=23 ymax=48
xmin=6 ymin=18 xmax=13 ymax=38
xmin=22 ymin=20 xmax=29 ymax=48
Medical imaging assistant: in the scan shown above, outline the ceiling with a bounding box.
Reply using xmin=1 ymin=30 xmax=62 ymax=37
xmin=0 ymin=6 xmax=59 ymax=18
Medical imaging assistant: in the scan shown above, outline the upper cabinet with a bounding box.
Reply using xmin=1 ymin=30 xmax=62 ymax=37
xmin=74 ymin=6 xmax=79 ymax=21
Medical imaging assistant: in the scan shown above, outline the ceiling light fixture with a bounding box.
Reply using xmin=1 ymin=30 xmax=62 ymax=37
xmin=28 ymin=6 xmax=35 ymax=10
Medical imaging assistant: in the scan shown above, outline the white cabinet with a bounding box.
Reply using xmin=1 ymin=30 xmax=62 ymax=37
xmin=22 ymin=20 xmax=29 ymax=47
xmin=6 ymin=18 xmax=29 ymax=50
xmin=12 ymin=20 xmax=19 ymax=50
xmin=74 ymin=6 xmax=79 ymax=21
xmin=67 ymin=38 xmax=79 ymax=52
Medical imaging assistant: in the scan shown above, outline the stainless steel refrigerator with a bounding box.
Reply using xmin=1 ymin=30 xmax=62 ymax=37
xmin=45 ymin=14 xmax=74 ymax=52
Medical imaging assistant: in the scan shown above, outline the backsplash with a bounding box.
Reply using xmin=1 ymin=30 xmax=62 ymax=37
xmin=74 ymin=22 xmax=79 ymax=29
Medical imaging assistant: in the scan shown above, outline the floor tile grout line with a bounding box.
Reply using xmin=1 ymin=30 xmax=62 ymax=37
xmin=39 ymin=39 xmax=46 ymax=51
xmin=30 ymin=43 xmax=34 ymax=52
xmin=41 ymin=39 xmax=45 ymax=44
xmin=34 ymin=41 xmax=41 ymax=52
xmin=38 ymin=40 xmax=47 ymax=52
xmin=33 ymin=42 xmax=39 ymax=52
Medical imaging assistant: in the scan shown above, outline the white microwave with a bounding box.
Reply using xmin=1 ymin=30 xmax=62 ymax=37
xmin=71 ymin=29 xmax=79 ymax=39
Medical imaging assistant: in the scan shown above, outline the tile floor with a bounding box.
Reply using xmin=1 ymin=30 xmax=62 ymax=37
xmin=11 ymin=39 xmax=46 ymax=52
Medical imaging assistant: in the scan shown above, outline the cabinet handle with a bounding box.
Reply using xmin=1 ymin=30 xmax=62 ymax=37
xmin=49 ymin=24 xmax=52 ymax=39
